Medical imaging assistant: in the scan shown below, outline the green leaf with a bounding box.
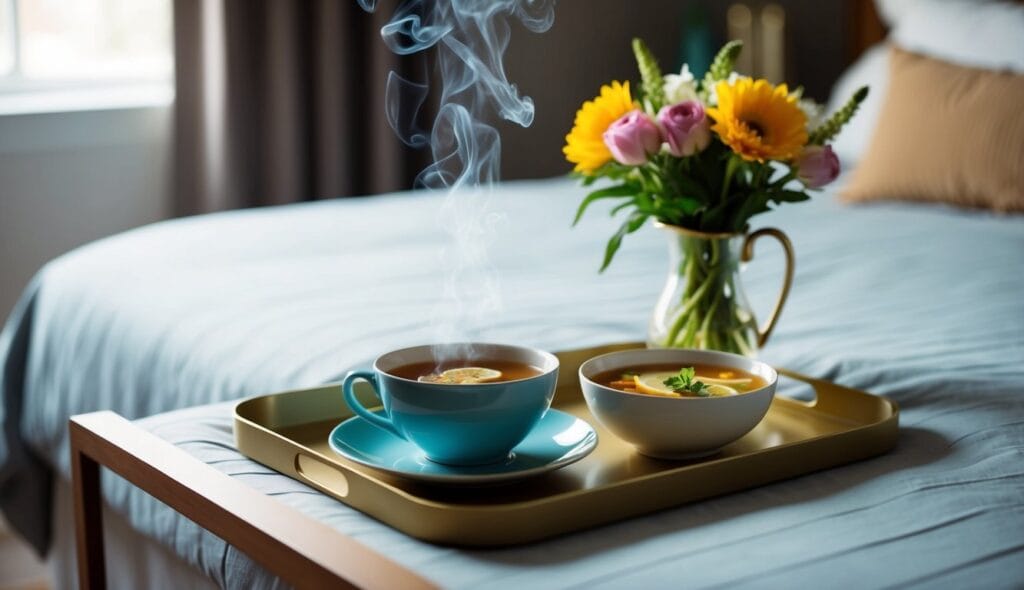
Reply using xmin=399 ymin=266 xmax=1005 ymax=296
xmin=732 ymin=192 xmax=773 ymax=231
xmin=652 ymin=190 xmax=703 ymax=226
xmin=609 ymin=200 xmax=636 ymax=217
xmin=600 ymin=211 xmax=648 ymax=272
xmin=771 ymin=190 xmax=812 ymax=203
xmin=663 ymin=366 xmax=710 ymax=395
xmin=572 ymin=185 xmax=636 ymax=226
xmin=674 ymin=174 xmax=713 ymax=204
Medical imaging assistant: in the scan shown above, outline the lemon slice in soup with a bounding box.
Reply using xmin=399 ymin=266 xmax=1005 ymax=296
xmin=632 ymin=372 xmax=739 ymax=397
xmin=633 ymin=372 xmax=683 ymax=396
xmin=418 ymin=367 xmax=502 ymax=384
xmin=705 ymin=383 xmax=739 ymax=397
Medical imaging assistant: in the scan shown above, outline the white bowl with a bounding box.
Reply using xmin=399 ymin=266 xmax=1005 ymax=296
xmin=579 ymin=348 xmax=777 ymax=460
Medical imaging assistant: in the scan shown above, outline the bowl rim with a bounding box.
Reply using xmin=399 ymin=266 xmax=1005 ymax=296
xmin=578 ymin=348 xmax=777 ymax=402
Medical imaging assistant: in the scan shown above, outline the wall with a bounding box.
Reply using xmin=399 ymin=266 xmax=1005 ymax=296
xmin=0 ymin=106 xmax=172 ymax=320
xmin=500 ymin=0 xmax=851 ymax=180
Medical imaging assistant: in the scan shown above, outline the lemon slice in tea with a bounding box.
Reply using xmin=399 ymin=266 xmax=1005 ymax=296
xmin=418 ymin=367 xmax=502 ymax=384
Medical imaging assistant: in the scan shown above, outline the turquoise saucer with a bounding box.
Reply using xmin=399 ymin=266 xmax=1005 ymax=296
xmin=329 ymin=409 xmax=598 ymax=484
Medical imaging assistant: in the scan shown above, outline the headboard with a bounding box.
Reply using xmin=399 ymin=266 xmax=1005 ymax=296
xmin=849 ymin=0 xmax=887 ymax=61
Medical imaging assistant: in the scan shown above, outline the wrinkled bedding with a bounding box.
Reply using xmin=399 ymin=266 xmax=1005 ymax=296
xmin=2 ymin=176 xmax=1023 ymax=587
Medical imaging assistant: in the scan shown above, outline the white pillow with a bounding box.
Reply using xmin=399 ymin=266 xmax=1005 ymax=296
xmin=827 ymin=44 xmax=888 ymax=166
xmin=892 ymin=0 xmax=1024 ymax=72
xmin=828 ymin=0 xmax=1024 ymax=164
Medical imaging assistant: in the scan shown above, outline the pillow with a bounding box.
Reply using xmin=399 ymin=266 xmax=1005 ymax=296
xmin=842 ymin=46 xmax=1024 ymax=212
xmin=891 ymin=0 xmax=1024 ymax=72
xmin=827 ymin=0 xmax=1024 ymax=164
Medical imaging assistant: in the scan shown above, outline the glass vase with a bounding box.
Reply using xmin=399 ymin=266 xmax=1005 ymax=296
xmin=646 ymin=223 xmax=794 ymax=356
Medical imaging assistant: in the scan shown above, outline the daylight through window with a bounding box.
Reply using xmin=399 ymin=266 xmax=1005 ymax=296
xmin=0 ymin=0 xmax=172 ymax=88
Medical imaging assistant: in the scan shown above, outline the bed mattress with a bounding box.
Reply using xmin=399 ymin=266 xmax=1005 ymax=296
xmin=1 ymin=176 xmax=1023 ymax=586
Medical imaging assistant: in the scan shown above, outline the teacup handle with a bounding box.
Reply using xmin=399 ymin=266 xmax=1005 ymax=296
xmin=342 ymin=370 xmax=405 ymax=439
xmin=741 ymin=228 xmax=795 ymax=348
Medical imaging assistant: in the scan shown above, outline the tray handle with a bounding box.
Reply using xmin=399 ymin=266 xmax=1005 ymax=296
xmin=291 ymin=450 xmax=408 ymax=514
xmin=295 ymin=453 xmax=353 ymax=497
xmin=777 ymin=367 xmax=898 ymax=424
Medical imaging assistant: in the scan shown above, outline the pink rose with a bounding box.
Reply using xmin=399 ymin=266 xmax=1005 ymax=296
xmin=603 ymin=110 xmax=662 ymax=166
xmin=657 ymin=101 xmax=710 ymax=157
xmin=796 ymin=145 xmax=841 ymax=188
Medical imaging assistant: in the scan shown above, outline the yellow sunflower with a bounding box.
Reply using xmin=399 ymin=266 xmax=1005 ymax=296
xmin=707 ymin=78 xmax=807 ymax=162
xmin=563 ymin=81 xmax=636 ymax=174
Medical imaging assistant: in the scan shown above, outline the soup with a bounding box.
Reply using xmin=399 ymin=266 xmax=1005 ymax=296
xmin=390 ymin=359 xmax=543 ymax=384
xmin=593 ymin=363 xmax=767 ymax=398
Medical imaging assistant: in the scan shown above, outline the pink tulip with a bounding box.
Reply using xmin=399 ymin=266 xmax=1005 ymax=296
xmin=657 ymin=101 xmax=711 ymax=157
xmin=796 ymin=145 xmax=841 ymax=188
xmin=603 ymin=110 xmax=662 ymax=166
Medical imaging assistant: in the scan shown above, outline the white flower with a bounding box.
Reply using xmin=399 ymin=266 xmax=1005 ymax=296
xmin=663 ymin=64 xmax=698 ymax=104
xmin=798 ymin=98 xmax=825 ymax=130
xmin=706 ymin=72 xmax=744 ymax=105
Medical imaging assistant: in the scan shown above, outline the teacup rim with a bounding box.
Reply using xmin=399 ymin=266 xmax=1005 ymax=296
xmin=578 ymin=348 xmax=777 ymax=402
xmin=374 ymin=342 xmax=559 ymax=387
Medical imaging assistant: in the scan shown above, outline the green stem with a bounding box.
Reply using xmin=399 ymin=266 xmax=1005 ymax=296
xmin=677 ymin=314 xmax=699 ymax=347
xmin=664 ymin=258 xmax=696 ymax=345
xmin=664 ymin=267 xmax=716 ymax=345
xmin=698 ymin=288 xmax=722 ymax=348
xmin=732 ymin=329 xmax=755 ymax=356
xmin=720 ymin=155 xmax=740 ymax=202
xmin=656 ymin=234 xmax=759 ymax=355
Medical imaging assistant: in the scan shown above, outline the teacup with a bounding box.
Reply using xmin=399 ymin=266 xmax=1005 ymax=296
xmin=342 ymin=343 xmax=559 ymax=466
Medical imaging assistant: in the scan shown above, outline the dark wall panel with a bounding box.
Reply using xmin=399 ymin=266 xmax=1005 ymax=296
xmin=497 ymin=0 xmax=851 ymax=180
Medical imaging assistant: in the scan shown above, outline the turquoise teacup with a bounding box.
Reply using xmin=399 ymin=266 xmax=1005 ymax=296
xmin=342 ymin=343 xmax=559 ymax=466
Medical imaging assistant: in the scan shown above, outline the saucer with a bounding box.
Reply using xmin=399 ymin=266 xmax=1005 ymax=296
xmin=328 ymin=409 xmax=598 ymax=484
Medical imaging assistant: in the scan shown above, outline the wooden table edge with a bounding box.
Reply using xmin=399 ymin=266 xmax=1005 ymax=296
xmin=69 ymin=411 xmax=436 ymax=590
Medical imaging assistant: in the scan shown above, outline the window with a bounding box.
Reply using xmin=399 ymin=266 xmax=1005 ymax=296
xmin=0 ymin=2 xmax=12 ymax=75
xmin=0 ymin=0 xmax=172 ymax=111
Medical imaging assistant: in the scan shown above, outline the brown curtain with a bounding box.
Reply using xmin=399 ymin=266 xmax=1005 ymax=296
xmin=172 ymin=0 xmax=432 ymax=215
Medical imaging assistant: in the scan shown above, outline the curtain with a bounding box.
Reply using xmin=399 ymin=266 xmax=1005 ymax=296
xmin=172 ymin=0 xmax=432 ymax=215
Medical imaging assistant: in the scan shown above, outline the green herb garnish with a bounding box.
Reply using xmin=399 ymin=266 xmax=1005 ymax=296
xmin=663 ymin=367 xmax=711 ymax=397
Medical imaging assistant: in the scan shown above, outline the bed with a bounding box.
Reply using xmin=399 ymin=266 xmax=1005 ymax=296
xmin=5 ymin=0 xmax=1024 ymax=583
xmin=2 ymin=166 xmax=1024 ymax=587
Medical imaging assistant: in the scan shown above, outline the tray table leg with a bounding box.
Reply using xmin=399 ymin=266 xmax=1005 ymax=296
xmin=68 ymin=411 xmax=434 ymax=590
xmin=71 ymin=439 xmax=106 ymax=590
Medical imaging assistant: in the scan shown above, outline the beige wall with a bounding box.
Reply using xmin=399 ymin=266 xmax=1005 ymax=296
xmin=0 ymin=106 xmax=171 ymax=320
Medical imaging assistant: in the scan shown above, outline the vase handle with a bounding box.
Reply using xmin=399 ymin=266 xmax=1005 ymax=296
xmin=742 ymin=228 xmax=795 ymax=348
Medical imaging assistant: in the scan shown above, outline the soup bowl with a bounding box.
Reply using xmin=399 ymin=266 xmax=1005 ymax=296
xmin=579 ymin=348 xmax=777 ymax=460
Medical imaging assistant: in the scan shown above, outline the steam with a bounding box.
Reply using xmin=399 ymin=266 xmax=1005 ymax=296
xmin=358 ymin=0 xmax=556 ymax=364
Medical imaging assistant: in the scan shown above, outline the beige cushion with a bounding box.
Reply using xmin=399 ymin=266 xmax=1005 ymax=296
xmin=843 ymin=46 xmax=1024 ymax=212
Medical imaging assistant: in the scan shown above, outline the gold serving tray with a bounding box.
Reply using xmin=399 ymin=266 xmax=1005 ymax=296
xmin=234 ymin=343 xmax=898 ymax=547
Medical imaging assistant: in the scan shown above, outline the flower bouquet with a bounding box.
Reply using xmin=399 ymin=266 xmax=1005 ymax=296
xmin=565 ymin=39 xmax=867 ymax=355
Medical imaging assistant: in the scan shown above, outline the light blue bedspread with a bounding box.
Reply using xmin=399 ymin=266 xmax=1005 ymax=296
xmin=2 ymin=176 xmax=1023 ymax=587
